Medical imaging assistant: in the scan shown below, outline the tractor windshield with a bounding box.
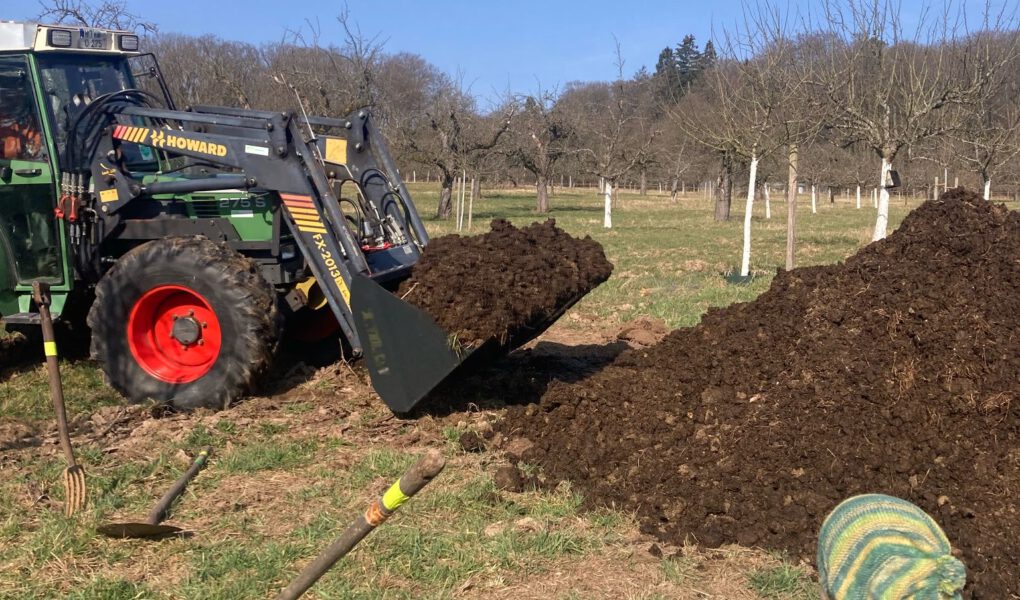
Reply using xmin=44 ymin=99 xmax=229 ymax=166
xmin=35 ymin=54 xmax=156 ymax=169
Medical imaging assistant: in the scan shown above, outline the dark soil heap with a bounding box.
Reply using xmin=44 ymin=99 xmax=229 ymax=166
xmin=399 ymin=219 xmax=613 ymax=347
xmin=498 ymin=189 xmax=1020 ymax=599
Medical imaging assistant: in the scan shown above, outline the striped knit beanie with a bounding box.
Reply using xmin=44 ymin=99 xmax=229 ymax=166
xmin=817 ymin=494 xmax=966 ymax=600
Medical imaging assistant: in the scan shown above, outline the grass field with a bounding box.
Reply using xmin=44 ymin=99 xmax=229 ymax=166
xmin=0 ymin=185 xmax=934 ymax=599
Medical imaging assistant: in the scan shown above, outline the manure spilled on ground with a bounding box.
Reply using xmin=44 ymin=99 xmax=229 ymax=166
xmin=399 ymin=219 xmax=613 ymax=348
xmin=497 ymin=189 xmax=1020 ymax=599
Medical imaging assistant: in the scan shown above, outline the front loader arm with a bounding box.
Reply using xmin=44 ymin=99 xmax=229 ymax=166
xmin=90 ymin=108 xmax=374 ymax=354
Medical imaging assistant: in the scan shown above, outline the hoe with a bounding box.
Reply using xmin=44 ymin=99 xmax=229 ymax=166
xmin=98 ymin=447 xmax=211 ymax=539
xmin=0 ymin=22 xmax=590 ymax=413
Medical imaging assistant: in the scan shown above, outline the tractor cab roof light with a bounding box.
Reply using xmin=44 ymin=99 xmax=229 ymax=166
xmin=48 ymin=29 xmax=72 ymax=47
xmin=118 ymin=34 xmax=139 ymax=52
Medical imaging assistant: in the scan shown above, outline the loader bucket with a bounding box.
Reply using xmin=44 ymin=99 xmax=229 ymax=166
xmin=351 ymin=274 xmax=465 ymax=413
xmin=351 ymin=274 xmax=593 ymax=414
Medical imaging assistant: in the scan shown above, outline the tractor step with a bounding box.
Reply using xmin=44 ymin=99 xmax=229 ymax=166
xmin=3 ymin=312 xmax=40 ymax=326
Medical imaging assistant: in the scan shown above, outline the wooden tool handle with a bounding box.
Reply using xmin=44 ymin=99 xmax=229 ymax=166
xmin=146 ymin=447 xmax=212 ymax=525
xmin=33 ymin=281 xmax=75 ymax=466
xmin=274 ymin=449 xmax=445 ymax=600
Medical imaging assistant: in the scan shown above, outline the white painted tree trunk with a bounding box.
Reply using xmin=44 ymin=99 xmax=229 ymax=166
xmin=764 ymin=184 xmax=771 ymax=219
xmin=873 ymin=188 xmax=878 ymax=208
xmin=741 ymin=155 xmax=759 ymax=277
xmin=454 ymin=176 xmax=461 ymax=230
xmin=603 ymin=181 xmax=613 ymax=228
xmin=811 ymin=184 xmax=817 ymax=214
xmin=459 ymin=172 xmax=467 ymax=231
xmin=468 ymin=177 xmax=475 ymax=230
xmin=872 ymin=157 xmax=893 ymax=242
xmin=984 ymin=179 xmax=991 ymax=200
xmin=855 ymin=185 xmax=861 ymax=209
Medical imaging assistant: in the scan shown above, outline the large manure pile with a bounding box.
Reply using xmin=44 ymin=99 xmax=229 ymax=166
xmin=498 ymin=189 xmax=1020 ymax=598
xmin=399 ymin=219 xmax=613 ymax=347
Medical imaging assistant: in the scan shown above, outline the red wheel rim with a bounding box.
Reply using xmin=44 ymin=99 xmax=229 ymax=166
xmin=127 ymin=285 xmax=222 ymax=384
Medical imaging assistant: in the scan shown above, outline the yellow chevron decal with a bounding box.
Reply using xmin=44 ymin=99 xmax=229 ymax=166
xmin=288 ymin=206 xmax=320 ymax=216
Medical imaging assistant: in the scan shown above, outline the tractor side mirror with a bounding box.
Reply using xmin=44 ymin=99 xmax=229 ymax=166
xmin=885 ymin=170 xmax=901 ymax=189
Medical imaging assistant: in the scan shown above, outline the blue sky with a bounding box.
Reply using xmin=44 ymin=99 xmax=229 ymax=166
xmin=5 ymin=0 xmax=1013 ymax=105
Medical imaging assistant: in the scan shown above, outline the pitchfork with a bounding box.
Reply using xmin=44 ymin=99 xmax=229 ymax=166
xmin=33 ymin=282 xmax=86 ymax=516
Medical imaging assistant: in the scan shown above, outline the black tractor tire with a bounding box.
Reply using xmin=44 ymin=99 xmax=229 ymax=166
xmin=87 ymin=236 xmax=280 ymax=410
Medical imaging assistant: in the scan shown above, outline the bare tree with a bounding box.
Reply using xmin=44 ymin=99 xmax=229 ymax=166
xmin=568 ymin=41 xmax=657 ymax=228
xmin=673 ymin=11 xmax=805 ymax=276
xmin=37 ymin=0 xmax=157 ymax=32
xmin=399 ymin=78 xmax=513 ymax=219
xmin=809 ymin=0 xmax=1018 ymax=240
xmin=508 ymin=88 xmax=571 ymax=212
xmin=273 ymin=10 xmax=386 ymax=118
xmin=663 ymin=132 xmax=692 ymax=203
xmin=149 ymin=35 xmax=266 ymax=109
xmin=953 ymin=32 xmax=1020 ymax=200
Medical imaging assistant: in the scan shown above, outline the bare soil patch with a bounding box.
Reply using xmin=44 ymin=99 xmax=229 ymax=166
xmin=459 ymin=544 xmax=792 ymax=600
xmin=498 ymin=189 xmax=1020 ymax=599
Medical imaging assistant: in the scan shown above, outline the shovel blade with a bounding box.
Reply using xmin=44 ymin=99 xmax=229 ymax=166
xmin=97 ymin=522 xmax=183 ymax=539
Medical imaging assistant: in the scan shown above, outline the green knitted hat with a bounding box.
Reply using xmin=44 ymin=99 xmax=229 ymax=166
xmin=817 ymin=494 xmax=966 ymax=599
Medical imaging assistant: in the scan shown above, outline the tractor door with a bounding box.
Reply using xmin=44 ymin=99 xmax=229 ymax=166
xmin=0 ymin=54 xmax=63 ymax=307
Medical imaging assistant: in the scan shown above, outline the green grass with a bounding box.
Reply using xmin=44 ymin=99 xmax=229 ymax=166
xmin=661 ymin=555 xmax=698 ymax=585
xmin=748 ymin=563 xmax=818 ymax=599
xmin=217 ymin=438 xmax=319 ymax=473
xmin=0 ymin=358 xmax=122 ymax=421
xmin=0 ymin=184 xmax=935 ymax=598
xmin=0 ymin=445 xmax=616 ymax=598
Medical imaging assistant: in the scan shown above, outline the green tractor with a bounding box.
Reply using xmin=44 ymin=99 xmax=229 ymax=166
xmin=0 ymin=21 xmax=573 ymax=413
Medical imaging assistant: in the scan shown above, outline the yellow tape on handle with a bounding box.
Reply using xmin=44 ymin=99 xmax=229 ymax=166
xmin=381 ymin=479 xmax=410 ymax=512
xmin=44 ymin=341 xmax=57 ymax=357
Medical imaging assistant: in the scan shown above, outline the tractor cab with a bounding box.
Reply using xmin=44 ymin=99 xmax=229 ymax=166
xmin=0 ymin=21 xmax=143 ymax=319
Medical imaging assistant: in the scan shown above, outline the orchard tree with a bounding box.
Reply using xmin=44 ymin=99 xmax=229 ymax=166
xmin=674 ymin=23 xmax=804 ymax=276
xmin=953 ymin=32 xmax=1020 ymax=200
xmin=399 ymin=78 xmax=513 ymax=219
xmin=508 ymin=89 xmax=571 ymax=213
xmin=809 ymin=0 xmax=1018 ymax=240
xmin=566 ymin=44 xmax=657 ymax=228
